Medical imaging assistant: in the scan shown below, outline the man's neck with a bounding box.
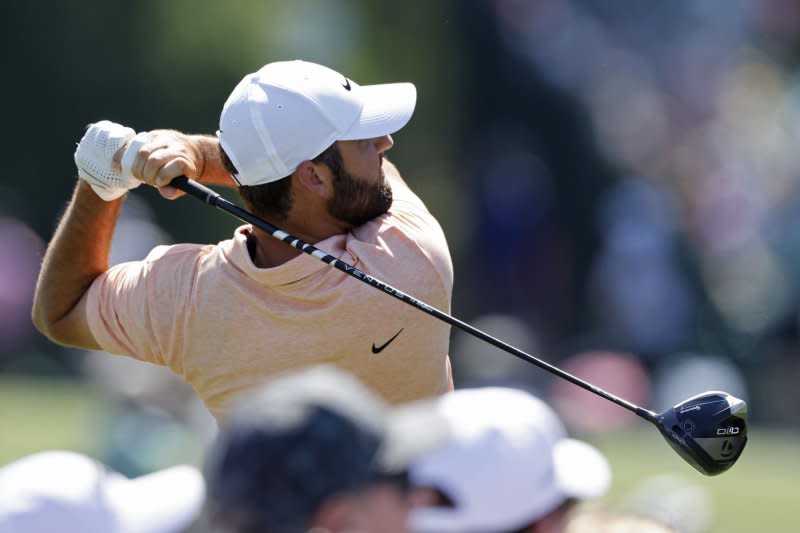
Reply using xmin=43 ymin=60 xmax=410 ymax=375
xmin=247 ymin=217 xmax=351 ymax=269
xmin=246 ymin=181 xmax=354 ymax=268
xmin=248 ymin=231 xmax=302 ymax=268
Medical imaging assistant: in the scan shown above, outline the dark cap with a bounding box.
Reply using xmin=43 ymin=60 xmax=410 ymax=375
xmin=204 ymin=366 xmax=446 ymax=533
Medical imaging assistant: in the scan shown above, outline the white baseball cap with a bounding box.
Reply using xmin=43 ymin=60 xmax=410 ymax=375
xmin=409 ymin=388 xmax=611 ymax=533
xmin=218 ymin=60 xmax=417 ymax=186
xmin=0 ymin=451 xmax=205 ymax=533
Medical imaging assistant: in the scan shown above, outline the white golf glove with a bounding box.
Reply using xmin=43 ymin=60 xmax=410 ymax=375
xmin=74 ymin=120 xmax=142 ymax=201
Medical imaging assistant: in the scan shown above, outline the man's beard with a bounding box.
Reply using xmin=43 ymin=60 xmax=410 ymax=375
xmin=327 ymin=169 xmax=393 ymax=227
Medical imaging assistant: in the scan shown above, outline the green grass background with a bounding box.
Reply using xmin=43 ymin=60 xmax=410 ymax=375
xmin=1 ymin=376 xmax=797 ymax=532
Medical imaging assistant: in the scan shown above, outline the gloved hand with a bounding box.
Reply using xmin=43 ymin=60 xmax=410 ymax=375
xmin=74 ymin=120 xmax=142 ymax=201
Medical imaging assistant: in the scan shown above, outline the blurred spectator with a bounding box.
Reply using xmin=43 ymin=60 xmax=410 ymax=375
xmin=445 ymin=0 xmax=800 ymax=424
xmin=204 ymin=365 xmax=447 ymax=533
xmin=589 ymin=179 xmax=695 ymax=360
xmin=548 ymin=350 xmax=651 ymax=434
xmin=453 ymin=0 xmax=616 ymax=349
xmin=653 ymin=352 xmax=748 ymax=413
xmin=448 ymin=313 xmax=545 ymax=389
xmin=565 ymin=507 xmax=678 ymax=533
xmin=0 ymin=450 xmax=204 ymax=533
xmin=409 ymin=387 xmax=610 ymax=533
xmin=0 ymin=216 xmax=44 ymax=360
xmin=82 ymin=344 xmax=216 ymax=479
xmin=620 ymin=473 xmax=713 ymax=533
xmin=507 ymin=0 xmax=800 ymax=351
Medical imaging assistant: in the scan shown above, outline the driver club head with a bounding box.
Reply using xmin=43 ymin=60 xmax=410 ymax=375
xmin=655 ymin=391 xmax=747 ymax=476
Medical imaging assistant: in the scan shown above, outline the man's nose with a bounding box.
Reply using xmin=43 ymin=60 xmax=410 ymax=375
xmin=373 ymin=134 xmax=394 ymax=153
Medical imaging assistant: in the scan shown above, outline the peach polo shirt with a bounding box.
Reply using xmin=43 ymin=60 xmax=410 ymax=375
xmin=86 ymin=182 xmax=453 ymax=423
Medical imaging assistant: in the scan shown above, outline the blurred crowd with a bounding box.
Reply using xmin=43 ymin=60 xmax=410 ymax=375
xmin=0 ymin=1 xmax=799 ymax=531
xmin=451 ymin=0 xmax=800 ymax=425
xmin=3 ymin=366 xmax=684 ymax=533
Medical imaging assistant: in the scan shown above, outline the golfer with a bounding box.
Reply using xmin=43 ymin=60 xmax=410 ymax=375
xmin=32 ymin=60 xmax=454 ymax=423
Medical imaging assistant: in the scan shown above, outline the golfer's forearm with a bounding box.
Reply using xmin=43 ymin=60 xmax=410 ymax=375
xmin=32 ymin=181 xmax=120 ymax=341
xmin=190 ymin=135 xmax=238 ymax=188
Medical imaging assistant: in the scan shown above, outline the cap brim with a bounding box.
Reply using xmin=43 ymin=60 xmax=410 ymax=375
xmin=553 ymin=438 xmax=611 ymax=499
xmin=340 ymin=82 xmax=417 ymax=141
xmin=106 ymin=465 xmax=206 ymax=533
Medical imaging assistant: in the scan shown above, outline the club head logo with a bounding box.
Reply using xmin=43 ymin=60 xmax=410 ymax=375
xmin=720 ymin=439 xmax=736 ymax=458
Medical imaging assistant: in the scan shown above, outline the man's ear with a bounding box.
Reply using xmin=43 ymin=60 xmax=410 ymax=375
xmin=295 ymin=160 xmax=333 ymax=199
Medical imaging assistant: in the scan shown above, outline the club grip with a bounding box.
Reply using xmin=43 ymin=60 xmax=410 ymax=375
xmin=170 ymin=176 xmax=220 ymax=205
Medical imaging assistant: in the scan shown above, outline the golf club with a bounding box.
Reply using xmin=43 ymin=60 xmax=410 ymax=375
xmin=170 ymin=176 xmax=747 ymax=475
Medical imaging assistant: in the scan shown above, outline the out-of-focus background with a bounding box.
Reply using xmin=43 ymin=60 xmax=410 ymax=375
xmin=2 ymin=1 xmax=800 ymax=531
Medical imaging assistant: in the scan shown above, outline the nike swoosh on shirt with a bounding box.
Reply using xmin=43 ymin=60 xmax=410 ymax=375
xmin=371 ymin=328 xmax=404 ymax=354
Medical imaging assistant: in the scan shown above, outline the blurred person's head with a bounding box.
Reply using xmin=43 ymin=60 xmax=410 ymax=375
xmin=409 ymin=387 xmax=611 ymax=533
xmin=0 ymin=451 xmax=204 ymax=533
xmin=204 ymin=365 xmax=446 ymax=533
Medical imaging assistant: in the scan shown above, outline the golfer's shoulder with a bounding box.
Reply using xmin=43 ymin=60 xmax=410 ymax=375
xmin=351 ymin=212 xmax=452 ymax=293
xmin=383 ymin=174 xmax=442 ymax=234
xmin=388 ymin=192 xmax=450 ymax=264
xmin=142 ymin=242 xmax=217 ymax=266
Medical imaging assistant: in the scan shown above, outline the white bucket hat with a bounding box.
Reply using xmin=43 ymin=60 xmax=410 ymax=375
xmin=0 ymin=451 xmax=205 ymax=533
xmin=409 ymin=387 xmax=611 ymax=533
xmin=218 ymin=60 xmax=417 ymax=186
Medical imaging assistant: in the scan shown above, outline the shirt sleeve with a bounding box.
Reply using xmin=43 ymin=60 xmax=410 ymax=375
xmin=84 ymin=243 xmax=205 ymax=375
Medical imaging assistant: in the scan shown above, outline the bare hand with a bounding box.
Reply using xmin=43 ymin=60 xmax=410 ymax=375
xmin=112 ymin=130 xmax=204 ymax=200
